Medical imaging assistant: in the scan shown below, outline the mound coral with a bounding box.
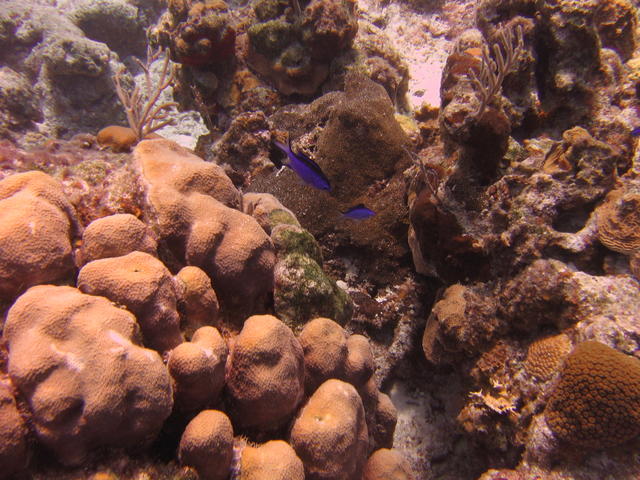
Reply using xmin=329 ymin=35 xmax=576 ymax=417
xmin=363 ymin=448 xmax=415 ymax=480
xmin=239 ymin=440 xmax=305 ymax=480
xmin=77 ymin=251 xmax=184 ymax=352
xmin=134 ymin=138 xmax=275 ymax=319
xmin=174 ymin=266 xmax=220 ymax=337
xmin=77 ymin=213 xmax=158 ymax=266
xmin=0 ymin=171 xmax=78 ymax=300
xmin=298 ymin=317 xmax=348 ymax=394
xmin=545 ymin=341 xmax=640 ymax=449
xmin=168 ymin=326 xmax=228 ymax=412
xmin=225 ymin=314 xmax=304 ymax=431
xmin=3 ymin=285 xmax=173 ymax=466
xmin=290 ymin=378 xmax=369 ymax=480
xmin=178 ymin=409 xmax=234 ymax=480
xmin=0 ymin=380 xmax=29 ymax=478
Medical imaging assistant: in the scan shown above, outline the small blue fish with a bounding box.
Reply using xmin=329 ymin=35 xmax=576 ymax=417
xmin=342 ymin=204 xmax=376 ymax=219
xmin=273 ymin=139 xmax=331 ymax=191
xmin=632 ymin=127 xmax=640 ymax=137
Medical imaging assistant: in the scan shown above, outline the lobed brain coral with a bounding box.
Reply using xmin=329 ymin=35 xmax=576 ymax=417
xmin=524 ymin=333 xmax=572 ymax=382
xmin=3 ymin=285 xmax=173 ymax=466
xmin=545 ymin=341 xmax=640 ymax=449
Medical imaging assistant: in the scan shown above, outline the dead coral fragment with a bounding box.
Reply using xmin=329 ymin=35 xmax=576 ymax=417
xmin=545 ymin=341 xmax=640 ymax=449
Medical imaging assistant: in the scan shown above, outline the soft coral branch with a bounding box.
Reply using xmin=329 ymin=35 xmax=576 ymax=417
xmin=113 ymin=45 xmax=178 ymax=141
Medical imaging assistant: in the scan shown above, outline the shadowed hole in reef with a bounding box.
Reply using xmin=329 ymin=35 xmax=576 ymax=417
xmin=552 ymin=201 xmax=596 ymax=233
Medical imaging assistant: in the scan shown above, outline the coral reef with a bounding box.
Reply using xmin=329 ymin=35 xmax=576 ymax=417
xmin=158 ymin=0 xmax=236 ymax=67
xmin=246 ymin=0 xmax=357 ymax=95
xmin=0 ymin=379 xmax=29 ymax=478
xmin=4 ymin=0 xmax=640 ymax=477
xmin=174 ymin=265 xmax=221 ymax=337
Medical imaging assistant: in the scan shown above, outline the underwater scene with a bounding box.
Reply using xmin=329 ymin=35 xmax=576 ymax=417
xmin=1 ymin=0 xmax=640 ymax=479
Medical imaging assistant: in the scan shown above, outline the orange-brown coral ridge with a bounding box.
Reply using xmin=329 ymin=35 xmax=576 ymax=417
xmin=524 ymin=333 xmax=572 ymax=382
xmin=545 ymin=341 xmax=640 ymax=449
xmin=596 ymin=188 xmax=640 ymax=255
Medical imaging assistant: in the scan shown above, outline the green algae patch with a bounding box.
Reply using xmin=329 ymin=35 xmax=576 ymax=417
xmin=268 ymin=208 xmax=301 ymax=229
xmin=248 ymin=20 xmax=293 ymax=58
xmin=73 ymin=158 xmax=109 ymax=183
xmin=272 ymin=224 xmax=323 ymax=265
xmin=274 ymin=253 xmax=353 ymax=331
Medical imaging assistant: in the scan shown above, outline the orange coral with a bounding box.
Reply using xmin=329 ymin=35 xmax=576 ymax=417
xmin=545 ymin=341 xmax=640 ymax=448
xmin=524 ymin=333 xmax=572 ymax=381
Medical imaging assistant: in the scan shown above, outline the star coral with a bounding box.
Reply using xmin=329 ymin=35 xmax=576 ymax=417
xmin=545 ymin=341 xmax=640 ymax=449
xmin=524 ymin=334 xmax=572 ymax=382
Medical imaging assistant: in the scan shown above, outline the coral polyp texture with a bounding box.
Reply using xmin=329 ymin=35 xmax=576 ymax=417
xmin=545 ymin=341 xmax=640 ymax=449
xmin=524 ymin=334 xmax=572 ymax=382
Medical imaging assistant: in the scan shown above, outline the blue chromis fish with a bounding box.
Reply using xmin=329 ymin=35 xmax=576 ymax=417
xmin=342 ymin=204 xmax=376 ymax=219
xmin=632 ymin=127 xmax=640 ymax=136
xmin=273 ymin=139 xmax=331 ymax=191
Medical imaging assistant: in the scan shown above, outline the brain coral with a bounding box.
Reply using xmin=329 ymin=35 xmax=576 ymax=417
xmin=290 ymin=378 xmax=369 ymax=480
xmin=596 ymin=188 xmax=640 ymax=255
xmin=0 ymin=171 xmax=78 ymax=300
xmin=239 ymin=440 xmax=305 ymax=480
xmin=179 ymin=409 xmax=234 ymax=480
xmin=3 ymin=285 xmax=173 ymax=466
xmin=545 ymin=341 xmax=640 ymax=448
xmin=225 ymin=314 xmax=304 ymax=431
xmin=524 ymin=333 xmax=572 ymax=381
xmin=77 ymin=213 xmax=158 ymax=266
xmin=77 ymin=251 xmax=184 ymax=352
xmin=135 ymin=139 xmax=275 ymax=319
